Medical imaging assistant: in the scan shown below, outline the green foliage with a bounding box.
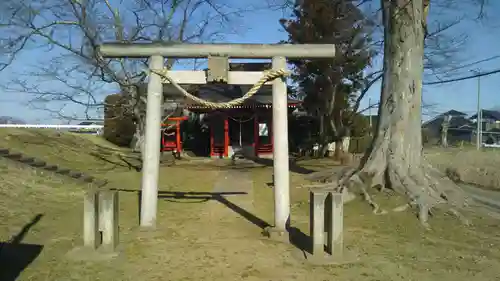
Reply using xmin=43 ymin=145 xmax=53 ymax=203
xmin=348 ymin=113 xmax=373 ymax=153
xmin=280 ymin=0 xmax=375 ymax=139
xmin=349 ymin=112 xmax=371 ymax=137
xmin=281 ymin=0 xmax=374 ymax=104
xmin=104 ymin=94 xmax=136 ymax=147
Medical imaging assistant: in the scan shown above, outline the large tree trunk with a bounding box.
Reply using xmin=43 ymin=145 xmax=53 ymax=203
xmin=317 ymin=114 xmax=329 ymax=157
xmin=337 ymin=0 xmax=468 ymax=227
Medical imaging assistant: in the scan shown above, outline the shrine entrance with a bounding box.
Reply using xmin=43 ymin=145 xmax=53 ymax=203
xmin=228 ymin=111 xmax=255 ymax=153
xmin=98 ymin=42 xmax=336 ymax=236
xmin=183 ymin=81 xmax=300 ymax=158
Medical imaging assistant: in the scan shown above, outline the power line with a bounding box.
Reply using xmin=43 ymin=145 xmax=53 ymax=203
xmin=425 ymin=68 xmax=500 ymax=85
xmin=434 ymin=54 xmax=500 ymax=75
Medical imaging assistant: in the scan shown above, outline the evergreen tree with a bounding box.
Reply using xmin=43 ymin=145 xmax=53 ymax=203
xmin=280 ymin=0 xmax=375 ymax=156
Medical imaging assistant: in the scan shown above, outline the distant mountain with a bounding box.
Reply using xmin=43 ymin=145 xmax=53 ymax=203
xmin=0 ymin=116 xmax=27 ymax=124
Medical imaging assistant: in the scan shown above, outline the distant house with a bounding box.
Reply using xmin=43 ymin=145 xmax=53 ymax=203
xmin=484 ymin=128 xmax=500 ymax=144
xmin=469 ymin=110 xmax=500 ymax=145
xmin=422 ymin=110 xmax=474 ymax=144
xmin=469 ymin=109 xmax=500 ymax=131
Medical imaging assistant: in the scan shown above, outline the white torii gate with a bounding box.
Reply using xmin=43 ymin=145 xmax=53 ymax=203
xmin=98 ymin=43 xmax=335 ymax=236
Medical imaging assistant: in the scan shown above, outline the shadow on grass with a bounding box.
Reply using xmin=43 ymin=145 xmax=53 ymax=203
xmin=117 ymin=189 xmax=271 ymax=230
xmin=288 ymin=227 xmax=312 ymax=256
xmin=89 ymin=151 xmax=142 ymax=172
xmin=116 ymin=188 xmax=313 ymax=254
xmin=244 ymin=157 xmax=315 ymax=175
xmin=161 ymin=191 xmax=271 ymax=229
xmin=0 ymin=214 xmax=44 ymax=281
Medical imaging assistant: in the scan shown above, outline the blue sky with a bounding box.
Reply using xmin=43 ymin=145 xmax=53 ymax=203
xmin=1 ymin=0 xmax=499 ymax=124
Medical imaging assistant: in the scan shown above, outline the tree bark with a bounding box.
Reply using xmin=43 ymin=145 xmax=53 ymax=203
xmin=317 ymin=114 xmax=329 ymax=157
xmin=337 ymin=0 xmax=468 ymax=227
xmin=441 ymin=115 xmax=450 ymax=148
xmin=120 ymin=85 xmax=145 ymax=155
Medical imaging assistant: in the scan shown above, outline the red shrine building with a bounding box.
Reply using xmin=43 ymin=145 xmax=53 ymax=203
xmin=158 ymin=83 xmax=301 ymax=159
xmin=148 ymin=62 xmax=301 ymax=159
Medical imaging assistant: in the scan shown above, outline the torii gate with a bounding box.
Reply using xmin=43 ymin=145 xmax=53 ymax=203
xmin=98 ymin=43 xmax=335 ymax=237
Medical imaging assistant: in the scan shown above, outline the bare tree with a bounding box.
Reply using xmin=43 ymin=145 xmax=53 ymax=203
xmin=350 ymin=0 xmax=485 ymax=114
xmin=0 ymin=0 xmax=254 ymax=152
xmin=441 ymin=114 xmax=451 ymax=147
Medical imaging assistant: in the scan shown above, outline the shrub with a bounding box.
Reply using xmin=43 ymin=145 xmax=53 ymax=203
xmin=104 ymin=94 xmax=136 ymax=147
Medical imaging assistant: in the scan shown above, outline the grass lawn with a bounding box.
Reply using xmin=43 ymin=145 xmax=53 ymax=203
xmin=1 ymin=129 xmax=499 ymax=281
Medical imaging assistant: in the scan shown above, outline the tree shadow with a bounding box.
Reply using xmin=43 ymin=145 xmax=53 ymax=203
xmin=243 ymin=156 xmax=315 ymax=175
xmin=157 ymin=191 xmax=314 ymax=254
xmin=89 ymin=151 xmax=142 ymax=172
xmin=158 ymin=191 xmax=271 ymax=229
xmin=115 ymin=189 xmax=312 ymax=254
xmin=0 ymin=214 xmax=44 ymax=281
xmin=115 ymin=189 xmax=271 ymax=230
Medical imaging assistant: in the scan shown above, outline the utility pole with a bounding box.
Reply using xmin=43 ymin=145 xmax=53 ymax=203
xmin=473 ymin=69 xmax=482 ymax=150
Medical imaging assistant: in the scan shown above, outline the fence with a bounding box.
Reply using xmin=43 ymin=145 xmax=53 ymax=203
xmin=0 ymin=124 xmax=104 ymax=135
xmin=349 ymin=136 xmax=372 ymax=154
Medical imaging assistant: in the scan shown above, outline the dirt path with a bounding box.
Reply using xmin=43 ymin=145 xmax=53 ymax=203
xmin=111 ymin=168 xmax=329 ymax=281
xmin=212 ymin=169 xmax=255 ymax=213
xmin=459 ymin=183 xmax=500 ymax=219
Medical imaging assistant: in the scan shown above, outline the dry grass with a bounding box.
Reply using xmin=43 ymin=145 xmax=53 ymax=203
xmin=425 ymin=147 xmax=500 ymax=190
xmin=1 ymin=130 xmax=500 ymax=281
xmin=0 ymin=128 xmax=136 ymax=174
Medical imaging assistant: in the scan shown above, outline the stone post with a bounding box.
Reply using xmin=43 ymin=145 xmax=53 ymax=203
xmin=309 ymin=188 xmax=344 ymax=260
xmin=100 ymin=190 xmax=119 ymax=252
xmin=325 ymin=192 xmax=343 ymax=257
xmin=271 ymin=56 xmax=290 ymax=234
xmin=309 ymin=189 xmax=328 ymax=257
xmin=83 ymin=189 xmax=100 ymax=249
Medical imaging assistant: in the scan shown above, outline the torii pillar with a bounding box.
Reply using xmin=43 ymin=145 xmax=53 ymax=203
xmin=98 ymin=43 xmax=336 ymax=235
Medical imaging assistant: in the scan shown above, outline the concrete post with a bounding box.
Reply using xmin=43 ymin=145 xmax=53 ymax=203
xmin=271 ymin=56 xmax=290 ymax=232
xmin=310 ymin=190 xmax=328 ymax=257
xmin=83 ymin=190 xmax=100 ymax=249
xmin=325 ymin=192 xmax=343 ymax=257
xmin=98 ymin=192 xmax=105 ymax=232
xmin=100 ymin=190 xmax=119 ymax=251
xmin=140 ymin=55 xmax=164 ymax=228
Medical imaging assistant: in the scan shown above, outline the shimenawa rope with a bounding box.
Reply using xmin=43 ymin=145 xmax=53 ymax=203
xmin=147 ymin=68 xmax=290 ymax=109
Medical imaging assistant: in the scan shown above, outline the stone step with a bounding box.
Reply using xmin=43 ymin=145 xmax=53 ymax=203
xmin=56 ymin=168 xmax=71 ymax=175
xmin=0 ymin=147 xmax=107 ymax=187
xmin=6 ymin=152 xmax=22 ymax=159
xmin=30 ymin=160 xmax=47 ymax=168
xmin=19 ymin=157 xmax=35 ymax=163
xmin=69 ymin=171 xmax=83 ymax=178
xmin=79 ymin=174 xmax=94 ymax=182
xmin=44 ymin=164 xmax=59 ymax=171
